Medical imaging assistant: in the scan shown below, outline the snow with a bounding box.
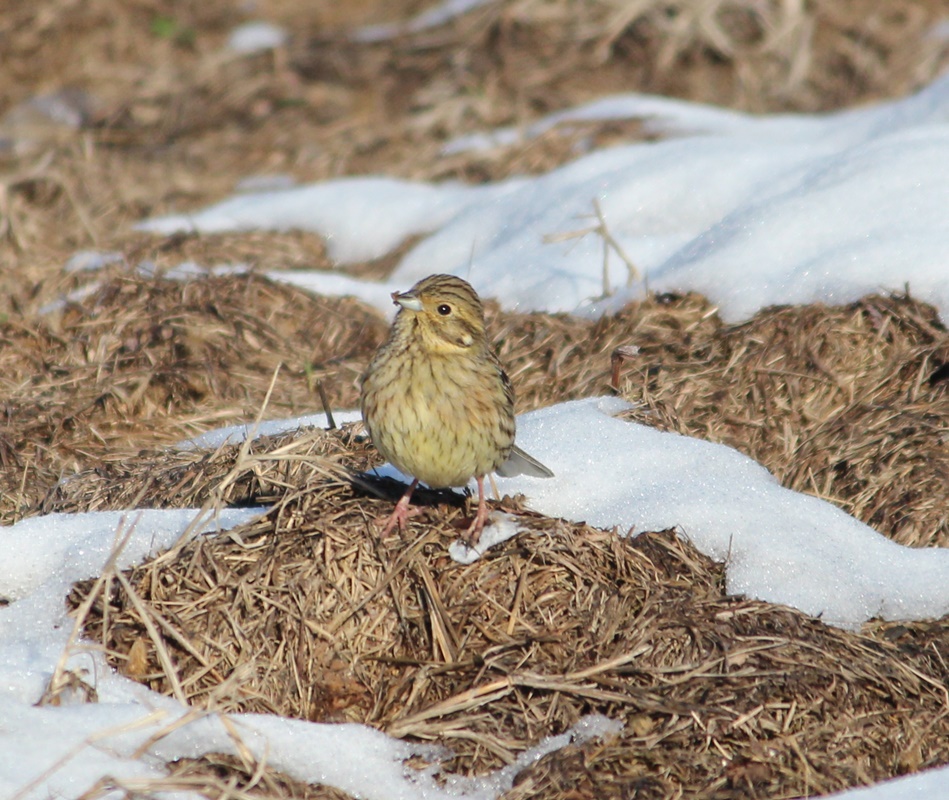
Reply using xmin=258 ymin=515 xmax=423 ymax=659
xmin=0 ymin=508 xmax=259 ymax=603
xmin=140 ymin=71 xmax=949 ymax=323
xmin=495 ymin=397 xmax=949 ymax=627
xmin=0 ymin=509 xmax=265 ymax=705
xmin=447 ymin=512 xmax=521 ymax=564
xmin=64 ymin=250 xmax=123 ymax=272
xmin=352 ymin=0 xmax=497 ymax=43
xmin=824 ymin=767 xmax=949 ymax=800
xmin=226 ymin=21 xmax=288 ymax=53
xmin=9 ymin=57 xmax=949 ymax=800
xmin=137 ymin=177 xmax=527 ymax=265
xmin=177 ymin=409 xmax=363 ymax=450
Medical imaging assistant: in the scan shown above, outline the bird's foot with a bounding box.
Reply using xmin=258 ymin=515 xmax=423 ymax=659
xmin=461 ymin=494 xmax=492 ymax=548
xmin=376 ymin=503 xmax=424 ymax=537
xmin=375 ymin=479 xmax=421 ymax=537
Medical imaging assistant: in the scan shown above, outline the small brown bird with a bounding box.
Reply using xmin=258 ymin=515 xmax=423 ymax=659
xmin=360 ymin=274 xmax=553 ymax=545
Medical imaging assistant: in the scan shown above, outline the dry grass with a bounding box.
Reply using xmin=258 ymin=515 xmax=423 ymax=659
xmin=4 ymin=0 xmax=949 ymax=797
xmin=4 ymin=0 xmax=949 ymax=309
xmin=492 ymin=291 xmax=949 ymax=548
xmin=31 ymin=279 xmax=947 ymax=798
xmin=65 ymin=433 xmax=949 ymax=796
xmin=28 ymin=278 xmax=949 ymax=548
xmin=0 ymin=272 xmax=385 ymax=523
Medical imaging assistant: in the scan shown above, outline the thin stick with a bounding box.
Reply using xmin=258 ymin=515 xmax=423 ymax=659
xmin=113 ymin=567 xmax=188 ymax=705
xmin=317 ymin=379 xmax=336 ymax=429
xmin=40 ymin=513 xmax=140 ymax=706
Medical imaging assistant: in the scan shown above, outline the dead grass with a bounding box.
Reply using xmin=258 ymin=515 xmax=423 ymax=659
xmin=4 ymin=0 xmax=949 ymax=797
xmin=23 ymin=278 xmax=944 ymax=798
xmin=64 ymin=432 xmax=949 ymax=796
xmin=26 ymin=277 xmax=949 ymax=548
xmin=617 ymin=295 xmax=949 ymax=549
xmin=0 ymin=272 xmax=385 ymax=523
xmin=163 ymin=754 xmax=350 ymax=800
xmin=492 ymin=291 xmax=949 ymax=549
xmin=4 ymin=0 xmax=949 ymax=310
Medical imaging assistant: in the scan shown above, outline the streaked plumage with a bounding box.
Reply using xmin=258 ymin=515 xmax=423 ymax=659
xmin=360 ymin=274 xmax=552 ymax=544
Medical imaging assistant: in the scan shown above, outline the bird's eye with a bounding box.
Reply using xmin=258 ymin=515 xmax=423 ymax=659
xmin=436 ymin=304 xmax=452 ymax=316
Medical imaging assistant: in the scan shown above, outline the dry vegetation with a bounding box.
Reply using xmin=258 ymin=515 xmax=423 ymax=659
xmin=4 ymin=0 xmax=949 ymax=798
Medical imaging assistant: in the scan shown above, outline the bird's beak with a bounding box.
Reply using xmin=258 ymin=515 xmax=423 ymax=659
xmin=392 ymin=290 xmax=424 ymax=312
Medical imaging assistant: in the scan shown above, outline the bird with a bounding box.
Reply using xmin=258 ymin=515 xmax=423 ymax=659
xmin=360 ymin=274 xmax=553 ymax=545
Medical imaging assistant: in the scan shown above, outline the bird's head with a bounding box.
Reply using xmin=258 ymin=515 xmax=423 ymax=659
xmin=392 ymin=274 xmax=488 ymax=354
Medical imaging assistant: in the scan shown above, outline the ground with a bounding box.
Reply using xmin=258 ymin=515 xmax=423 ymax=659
xmin=3 ymin=1 xmax=949 ymax=798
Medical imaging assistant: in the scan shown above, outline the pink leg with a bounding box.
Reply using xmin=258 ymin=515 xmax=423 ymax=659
xmin=463 ymin=475 xmax=491 ymax=547
xmin=377 ymin=478 xmax=419 ymax=537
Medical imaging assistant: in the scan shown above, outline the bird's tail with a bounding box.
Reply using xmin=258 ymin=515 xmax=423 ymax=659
xmin=496 ymin=444 xmax=554 ymax=478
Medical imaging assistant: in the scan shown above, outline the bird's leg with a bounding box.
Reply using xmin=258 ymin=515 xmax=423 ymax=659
xmin=462 ymin=475 xmax=491 ymax=547
xmin=377 ymin=478 xmax=420 ymax=537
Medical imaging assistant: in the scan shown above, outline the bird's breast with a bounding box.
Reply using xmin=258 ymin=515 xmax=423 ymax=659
xmin=362 ymin=346 xmax=515 ymax=488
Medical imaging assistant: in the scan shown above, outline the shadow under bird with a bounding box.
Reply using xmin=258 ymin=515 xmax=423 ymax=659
xmin=360 ymin=273 xmax=553 ymax=545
